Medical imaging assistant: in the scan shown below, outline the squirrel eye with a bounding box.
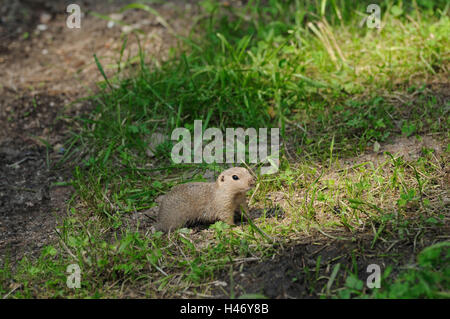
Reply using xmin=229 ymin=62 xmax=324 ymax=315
xmin=232 ymin=175 xmax=239 ymax=180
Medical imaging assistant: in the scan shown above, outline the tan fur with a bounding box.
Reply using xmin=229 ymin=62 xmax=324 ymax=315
xmin=155 ymin=167 xmax=255 ymax=232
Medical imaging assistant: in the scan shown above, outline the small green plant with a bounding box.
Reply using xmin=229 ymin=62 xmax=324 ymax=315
xmin=373 ymin=242 xmax=450 ymax=299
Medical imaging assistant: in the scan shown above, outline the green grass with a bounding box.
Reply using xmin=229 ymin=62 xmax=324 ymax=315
xmin=1 ymin=0 xmax=449 ymax=298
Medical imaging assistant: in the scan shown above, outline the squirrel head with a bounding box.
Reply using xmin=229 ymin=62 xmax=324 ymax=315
xmin=217 ymin=167 xmax=256 ymax=193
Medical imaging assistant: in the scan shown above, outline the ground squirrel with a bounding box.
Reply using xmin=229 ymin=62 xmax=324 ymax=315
xmin=155 ymin=167 xmax=256 ymax=232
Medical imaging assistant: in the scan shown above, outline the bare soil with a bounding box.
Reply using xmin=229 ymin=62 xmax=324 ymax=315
xmin=213 ymin=225 xmax=449 ymax=298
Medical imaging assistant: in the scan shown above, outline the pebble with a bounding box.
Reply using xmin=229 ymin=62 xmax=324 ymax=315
xmin=37 ymin=24 xmax=48 ymax=31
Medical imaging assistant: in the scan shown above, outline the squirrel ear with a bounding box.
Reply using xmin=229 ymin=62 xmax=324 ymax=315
xmin=220 ymin=175 xmax=225 ymax=182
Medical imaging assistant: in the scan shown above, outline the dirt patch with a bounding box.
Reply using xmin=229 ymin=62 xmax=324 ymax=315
xmin=214 ymin=226 xmax=449 ymax=298
xmin=0 ymin=138 xmax=73 ymax=264
xmin=0 ymin=0 xmax=195 ymax=97
xmin=347 ymin=135 xmax=446 ymax=166
xmin=0 ymin=92 xmax=77 ymax=264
